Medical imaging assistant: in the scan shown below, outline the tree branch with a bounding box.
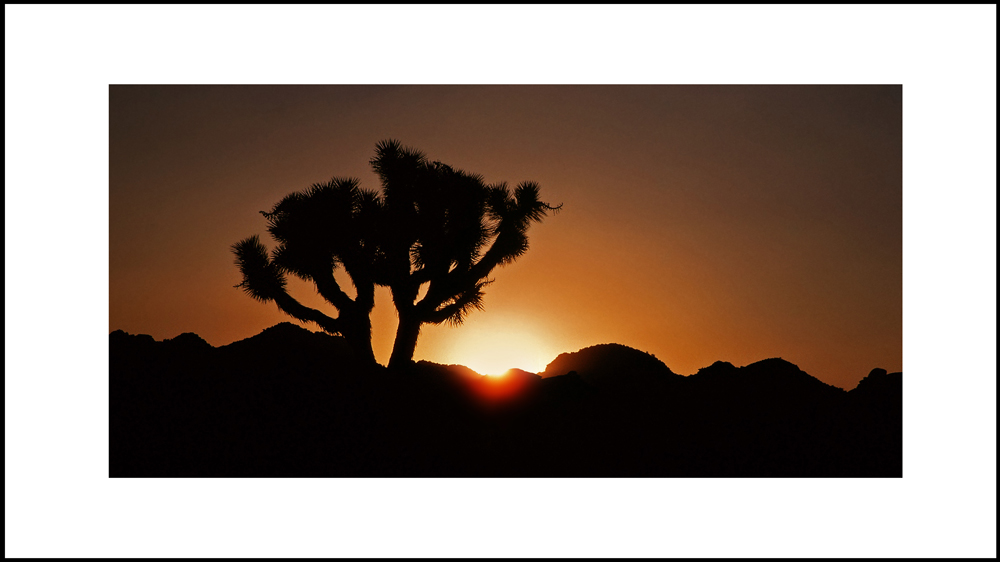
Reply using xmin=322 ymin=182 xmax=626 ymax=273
xmin=425 ymin=301 xmax=463 ymax=324
xmin=424 ymin=282 xmax=489 ymax=325
xmin=271 ymin=290 xmax=342 ymax=335
xmin=312 ymin=268 xmax=356 ymax=313
xmin=414 ymin=259 xmax=458 ymax=318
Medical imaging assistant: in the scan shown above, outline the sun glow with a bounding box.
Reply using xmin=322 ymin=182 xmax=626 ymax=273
xmin=444 ymin=319 xmax=556 ymax=376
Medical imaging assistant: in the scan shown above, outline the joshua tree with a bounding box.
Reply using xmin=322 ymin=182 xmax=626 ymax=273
xmin=370 ymin=140 xmax=560 ymax=368
xmin=232 ymin=139 xmax=560 ymax=369
xmin=232 ymin=177 xmax=382 ymax=366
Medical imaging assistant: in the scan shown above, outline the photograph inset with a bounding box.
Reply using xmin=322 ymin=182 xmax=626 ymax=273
xmin=110 ymin=85 xmax=902 ymax=477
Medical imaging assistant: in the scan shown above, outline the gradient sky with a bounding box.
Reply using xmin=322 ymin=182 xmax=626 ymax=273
xmin=110 ymin=85 xmax=901 ymax=389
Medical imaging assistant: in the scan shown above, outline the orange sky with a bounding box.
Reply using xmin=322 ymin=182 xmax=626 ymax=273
xmin=110 ymin=85 xmax=901 ymax=389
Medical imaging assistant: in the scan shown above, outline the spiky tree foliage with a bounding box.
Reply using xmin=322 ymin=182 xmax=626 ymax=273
xmin=371 ymin=139 xmax=561 ymax=368
xmin=232 ymin=141 xmax=559 ymax=370
xmin=233 ymin=178 xmax=381 ymax=366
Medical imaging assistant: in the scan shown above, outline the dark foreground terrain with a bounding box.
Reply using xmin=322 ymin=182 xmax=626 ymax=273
xmin=110 ymin=323 xmax=901 ymax=477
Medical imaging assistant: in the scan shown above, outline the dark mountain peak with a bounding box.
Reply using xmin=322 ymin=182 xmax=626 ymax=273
xmin=412 ymin=361 xmax=483 ymax=381
xmin=539 ymin=343 xmax=679 ymax=390
xmin=694 ymin=360 xmax=739 ymax=378
xmin=851 ymin=367 xmax=902 ymax=394
xmin=109 ymin=329 xmax=156 ymax=347
xmin=708 ymin=360 xmax=736 ymax=369
xmin=740 ymin=357 xmax=844 ymax=393
xmin=220 ymin=322 xmax=343 ymax=350
xmin=743 ymin=357 xmax=800 ymax=373
xmin=847 ymin=368 xmax=901 ymax=430
xmin=214 ymin=322 xmax=361 ymax=372
xmin=255 ymin=321 xmax=318 ymax=340
xmin=503 ymin=368 xmax=542 ymax=382
xmin=541 ymin=343 xmax=674 ymax=377
xmin=854 ymin=367 xmax=888 ymax=388
xmin=163 ymin=331 xmax=213 ymax=351
xmin=686 ymin=356 xmax=845 ymax=403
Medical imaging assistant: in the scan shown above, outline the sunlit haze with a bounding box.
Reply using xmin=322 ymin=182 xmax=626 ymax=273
xmin=440 ymin=314 xmax=558 ymax=375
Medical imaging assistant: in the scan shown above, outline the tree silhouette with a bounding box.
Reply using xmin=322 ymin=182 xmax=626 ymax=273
xmin=232 ymin=140 xmax=560 ymax=369
xmin=232 ymin=178 xmax=381 ymax=366
xmin=370 ymin=140 xmax=560 ymax=368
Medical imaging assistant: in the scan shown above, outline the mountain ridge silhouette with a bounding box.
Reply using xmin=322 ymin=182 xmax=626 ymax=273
xmin=115 ymin=323 xmax=889 ymax=391
xmin=110 ymin=323 xmax=902 ymax=477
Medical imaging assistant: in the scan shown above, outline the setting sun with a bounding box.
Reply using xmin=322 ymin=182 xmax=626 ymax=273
xmin=441 ymin=316 xmax=557 ymax=376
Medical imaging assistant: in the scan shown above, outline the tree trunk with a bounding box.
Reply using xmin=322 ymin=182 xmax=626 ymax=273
xmin=341 ymin=316 xmax=378 ymax=368
xmin=388 ymin=315 xmax=422 ymax=369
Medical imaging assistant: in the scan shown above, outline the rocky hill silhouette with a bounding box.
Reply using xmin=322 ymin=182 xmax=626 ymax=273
xmin=540 ymin=343 xmax=682 ymax=392
xmin=110 ymin=324 xmax=901 ymax=477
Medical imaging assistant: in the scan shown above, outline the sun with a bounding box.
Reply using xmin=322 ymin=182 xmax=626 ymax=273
xmin=444 ymin=318 xmax=557 ymax=376
xmin=473 ymin=345 xmax=549 ymax=377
